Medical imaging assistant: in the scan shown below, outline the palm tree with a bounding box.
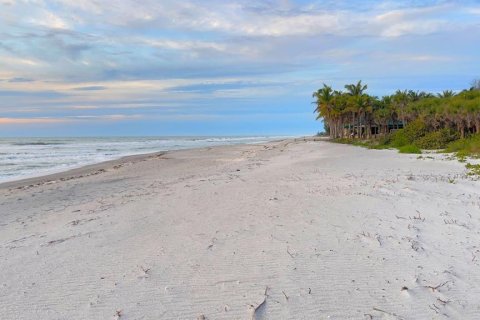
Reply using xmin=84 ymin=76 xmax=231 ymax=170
xmin=437 ymin=90 xmax=455 ymax=98
xmin=374 ymin=96 xmax=394 ymax=135
xmin=313 ymin=84 xmax=335 ymax=137
xmin=345 ymin=80 xmax=368 ymax=97
xmin=374 ymin=107 xmax=390 ymax=135
xmin=331 ymin=91 xmax=348 ymax=138
xmin=360 ymin=95 xmax=374 ymax=138
xmin=422 ymin=92 xmax=435 ymax=99
xmin=345 ymin=81 xmax=368 ymax=138
xmin=407 ymin=90 xmax=422 ymax=102
xmin=392 ymin=90 xmax=410 ymax=127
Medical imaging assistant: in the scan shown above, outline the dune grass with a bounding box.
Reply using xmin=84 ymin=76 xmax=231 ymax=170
xmin=398 ymin=144 xmax=422 ymax=154
xmin=466 ymin=163 xmax=480 ymax=176
xmin=444 ymin=134 xmax=480 ymax=158
xmin=333 ymin=119 xmax=480 ymax=157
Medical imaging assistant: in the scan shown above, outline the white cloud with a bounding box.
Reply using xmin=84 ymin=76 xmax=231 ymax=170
xmin=69 ymin=114 xmax=143 ymax=120
xmin=77 ymin=2 xmax=470 ymax=38
xmin=0 ymin=0 xmax=15 ymax=5
xmin=379 ymin=20 xmax=446 ymax=37
xmin=378 ymin=53 xmax=453 ymax=62
xmin=141 ymin=38 xmax=227 ymax=52
xmin=28 ymin=10 xmax=70 ymax=29
xmin=467 ymin=7 xmax=480 ymax=15
xmin=0 ymin=56 xmax=42 ymax=67
xmin=372 ymin=4 xmax=455 ymax=37
xmin=68 ymin=105 xmax=99 ymax=110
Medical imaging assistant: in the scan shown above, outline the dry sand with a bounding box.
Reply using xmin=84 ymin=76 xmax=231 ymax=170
xmin=1 ymin=138 xmax=479 ymax=319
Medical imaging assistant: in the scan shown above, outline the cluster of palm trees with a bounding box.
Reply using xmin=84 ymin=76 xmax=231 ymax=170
xmin=313 ymin=81 xmax=480 ymax=139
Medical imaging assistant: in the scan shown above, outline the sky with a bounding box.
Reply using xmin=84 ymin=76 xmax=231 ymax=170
xmin=0 ymin=0 xmax=479 ymax=136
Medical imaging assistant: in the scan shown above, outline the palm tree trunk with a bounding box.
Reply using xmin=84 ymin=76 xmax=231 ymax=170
xmin=351 ymin=113 xmax=356 ymax=139
xmin=340 ymin=118 xmax=344 ymax=138
xmin=366 ymin=113 xmax=371 ymax=139
xmin=357 ymin=113 xmax=361 ymax=139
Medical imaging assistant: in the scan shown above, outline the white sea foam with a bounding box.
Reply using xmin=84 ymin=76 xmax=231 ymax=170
xmin=0 ymin=136 xmax=290 ymax=182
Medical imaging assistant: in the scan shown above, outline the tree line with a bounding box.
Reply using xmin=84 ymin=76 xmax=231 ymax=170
xmin=313 ymin=80 xmax=480 ymax=139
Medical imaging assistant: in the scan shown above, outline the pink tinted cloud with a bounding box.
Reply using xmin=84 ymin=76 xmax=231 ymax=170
xmin=0 ymin=117 xmax=67 ymax=124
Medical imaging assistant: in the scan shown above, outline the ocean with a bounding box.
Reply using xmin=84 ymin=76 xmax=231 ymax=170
xmin=0 ymin=136 xmax=289 ymax=183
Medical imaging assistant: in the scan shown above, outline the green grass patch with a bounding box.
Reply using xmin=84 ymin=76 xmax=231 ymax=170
xmin=333 ymin=138 xmax=372 ymax=148
xmin=333 ymin=138 xmax=392 ymax=150
xmin=398 ymin=144 xmax=422 ymax=154
xmin=466 ymin=163 xmax=480 ymax=176
xmin=445 ymin=134 xmax=480 ymax=157
xmin=369 ymin=144 xmax=391 ymax=150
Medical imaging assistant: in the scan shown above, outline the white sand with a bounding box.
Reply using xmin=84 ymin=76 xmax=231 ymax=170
xmin=1 ymin=138 xmax=479 ymax=319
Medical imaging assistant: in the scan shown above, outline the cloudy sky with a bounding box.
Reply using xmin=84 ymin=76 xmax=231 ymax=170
xmin=1 ymin=0 xmax=479 ymax=136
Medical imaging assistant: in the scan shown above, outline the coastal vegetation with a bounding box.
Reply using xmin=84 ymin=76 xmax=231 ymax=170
xmin=313 ymin=80 xmax=480 ymax=158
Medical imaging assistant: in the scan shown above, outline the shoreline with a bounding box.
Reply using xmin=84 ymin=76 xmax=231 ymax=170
xmin=0 ymin=150 xmax=169 ymax=190
xmin=1 ymin=138 xmax=479 ymax=319
xmin=0 ymin=135 xmax=297 ymax=188
xmin=0 ymin=137 xmax=303 ymax=190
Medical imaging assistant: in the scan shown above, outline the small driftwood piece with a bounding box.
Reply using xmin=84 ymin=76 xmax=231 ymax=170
xmin=373 ymin=307 xmax=404 ymax=319
xmin=286 ymin=247 xmax=296 ymax=258
xmin=249 ymin=286 xmax=268 ymax=320
xmin=425 ymin=281 xmax=450 ymax=292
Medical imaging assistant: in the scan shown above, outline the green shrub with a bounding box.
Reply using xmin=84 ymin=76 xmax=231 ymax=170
xmin=403 ymin=119 xmax=428 ymax=142
xmin=414 ymin=128 xmax=459 ymax=149
xmin=390 ymin=130 xmax=409 ymax=147
xmin=445 ymin=134 xmax=480 ymax=156
xmin=390 ymin=119 xmax=428 ymax=148
xmin=398 ymin=144 xmax=422 ymax=154
xmin=445 ymin=138 xmax=469 ymax=152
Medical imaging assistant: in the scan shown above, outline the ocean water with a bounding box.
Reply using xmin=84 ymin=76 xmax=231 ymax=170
xmin=0 ymin=136 xmax=288 ymax=183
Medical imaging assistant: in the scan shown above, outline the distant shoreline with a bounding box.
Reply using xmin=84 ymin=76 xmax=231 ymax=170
xmin=0 ymin=137 xmax=308 ymax=189
xmin=0 ymin=135 xmax=299 ymax=187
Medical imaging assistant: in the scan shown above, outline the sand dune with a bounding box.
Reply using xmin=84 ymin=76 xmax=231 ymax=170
xmin=1 ymin=138 xmax=479 ymax=319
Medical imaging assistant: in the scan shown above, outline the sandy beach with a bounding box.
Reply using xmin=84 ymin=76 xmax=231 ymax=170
xmin=1 ymin=138 xmax=479 ymax=319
